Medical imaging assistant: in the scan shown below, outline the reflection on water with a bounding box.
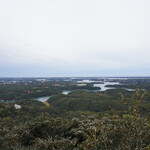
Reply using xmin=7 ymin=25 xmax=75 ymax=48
xmin=33 ymin=96 xmax=51 ymax=102
xmin=62 ymin=90 xmax=71 ymax=95
xmin=93 ymin=82 xmax=120 ymax=91
xmin=77 ymin=80 xmax=135 ymax=91
xmin=125 ymin=88 xmax=136 ymax=91
xmin=77 ymin=80 xmax=100 ymax=83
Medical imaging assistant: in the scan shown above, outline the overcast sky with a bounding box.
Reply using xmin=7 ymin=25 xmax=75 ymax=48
xmin=0 ymin=0 xmax=150 ymax=77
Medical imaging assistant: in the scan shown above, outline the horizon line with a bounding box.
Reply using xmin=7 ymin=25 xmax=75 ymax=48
xmin=0 ymin=76 xmax=150 ymax=78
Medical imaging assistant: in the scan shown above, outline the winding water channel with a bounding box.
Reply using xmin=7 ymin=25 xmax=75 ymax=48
xmin=34 ymin=80 xmax=135 ymax=102
xmin=0 ymin=80 xmax=136 ymax=103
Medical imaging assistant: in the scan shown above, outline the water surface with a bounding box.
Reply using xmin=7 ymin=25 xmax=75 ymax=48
xmin=33 ymin=96 xmax=51 ymax=102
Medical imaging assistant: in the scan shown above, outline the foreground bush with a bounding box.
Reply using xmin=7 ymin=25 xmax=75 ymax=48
xmin=1 ymin=114 xmax=148 ymax=150
xmin=1 ymin=89 xmax=150 ymax=149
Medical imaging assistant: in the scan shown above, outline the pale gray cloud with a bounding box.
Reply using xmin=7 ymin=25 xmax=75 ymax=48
xmin=0 ymin=0 xmax=150 ymax=76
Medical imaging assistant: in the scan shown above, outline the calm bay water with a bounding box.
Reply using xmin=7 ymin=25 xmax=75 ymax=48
xmin=93 ymin=81 xmax=120 ymax=91
xmin=0 ymin=80 xmax=135 ymax=103
xmin=62 ymin=90 xmax=71 ymax=95
xmin=33 ymin=96 xmax=51 ymax=102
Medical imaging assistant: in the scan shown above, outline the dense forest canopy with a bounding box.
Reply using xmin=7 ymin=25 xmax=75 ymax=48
xmin=0 ymin=77 xmax=150 ymax=149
